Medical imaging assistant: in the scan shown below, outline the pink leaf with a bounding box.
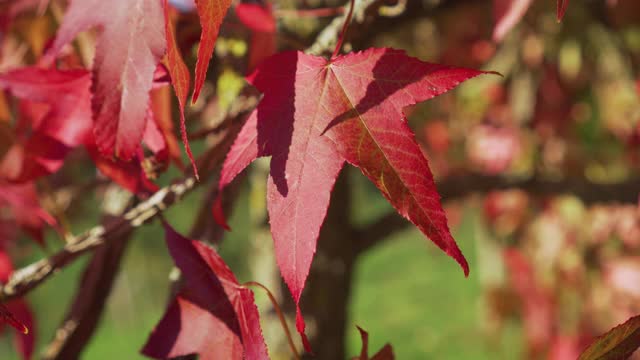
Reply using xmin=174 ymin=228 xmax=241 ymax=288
xmin=44 ymin=0 xmax=167 ymax=160
xmin=492 ymin=0 xmax=533 ymax=42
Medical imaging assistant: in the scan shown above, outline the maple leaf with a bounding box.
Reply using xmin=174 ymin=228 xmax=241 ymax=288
xmin=192 ymin=0 xmax=233 ymax=103
xmin=142 ymin=223 xmax=268 ymax=360
xmin=218 ymin=48 xmax=492 ymax=349
xmin=45 ymin=0 xmax=167 ymax=160
xmin=0 ymin=67 xmax=92 ymax=182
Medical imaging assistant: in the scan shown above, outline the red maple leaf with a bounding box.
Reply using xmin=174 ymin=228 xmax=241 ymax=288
xmin=142 ymin=223 xmax=268 ymax=360
xmin=44 ymin=0 xmax=167 ymax=160
xmin=218 ymin=48 xmax=492 ymax=349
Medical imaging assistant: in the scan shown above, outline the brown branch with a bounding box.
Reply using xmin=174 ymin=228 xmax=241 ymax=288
xmin=354 ymin=173 xmax=640 ymax=254
xmin=0 ymin=98 xmax=255 ymax=303
xmin=41 ymin=188 xmax=134 ymax=360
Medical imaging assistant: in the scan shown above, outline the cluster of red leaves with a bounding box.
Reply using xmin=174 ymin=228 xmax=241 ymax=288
xmin=0 ymin=0 xmax=585 ymax=358
xmin=483 ymin=191 xmax=640 ymax=359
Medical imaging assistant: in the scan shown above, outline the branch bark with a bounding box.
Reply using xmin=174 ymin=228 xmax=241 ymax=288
xmin=354 ymin=173 xmax=640 ymax=254
xmin=41 ymin=187 xmax=134 ymax=360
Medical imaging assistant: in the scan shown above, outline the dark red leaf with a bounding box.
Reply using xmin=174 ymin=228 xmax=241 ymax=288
xmin=503 ymin=249 xmax=554 ymax=353
xmin=0 ymin=252 xmax=35 ymax=360
xmin=44 ymin=0 xmax=167 ymax=160
xmin=579 ymin=315 xmax=640 ymax=360
xmin=142 ymin=223 xmax=268 ymax=360
xmin=6 ymin=300 xmax=35 ymax=360
xmin=557 ymin=0 xmax=569 ymax=21
xmin=236 ymin=3 xmax=276 ymax=33
xmin=219 ymin=48 xmax=491 ymax=348
xmin=354 ymin=326 xmax=395 ymax=360
xmin=191 ymin=0 xmax=233 ymax=103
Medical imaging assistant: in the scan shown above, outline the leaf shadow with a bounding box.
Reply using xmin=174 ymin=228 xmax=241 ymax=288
xmin=255 ymin=51 xmax=300 ymax=197
xmin=323 ymin=50 xmax=441 ymax=134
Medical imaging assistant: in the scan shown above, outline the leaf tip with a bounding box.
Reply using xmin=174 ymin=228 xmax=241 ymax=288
xmin=212 ymin=196 xmax=231 ymax=231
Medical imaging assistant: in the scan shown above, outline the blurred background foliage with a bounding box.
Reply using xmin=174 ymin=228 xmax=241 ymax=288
xmin=1 ymin=0 xmax=640 ymax=359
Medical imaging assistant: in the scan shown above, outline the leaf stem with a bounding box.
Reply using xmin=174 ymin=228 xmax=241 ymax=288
xmin=243 ymin=281 xmax=301 ymax=360
xmin=331 ymin=0 xmax=356 ymax=60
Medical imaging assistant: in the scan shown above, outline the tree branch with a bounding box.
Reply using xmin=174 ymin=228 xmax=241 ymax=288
xmin=354 ymin=173 xmax=640 ymax=254
xmin=0 ymin=97 xmax=256 ymax=303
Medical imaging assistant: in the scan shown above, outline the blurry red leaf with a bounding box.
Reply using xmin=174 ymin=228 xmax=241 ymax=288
xmin=236 ymin=3 xmax=275 ymax=33
xmin=192 ymin=0 xmax=233 ymax=103
xmin=557 ymin=0 xmax=569 ymax=21
xmin=45 ymin=0 xmax=167 ymax=160
xmin=247 ymin=27 xmax=276 ymax=73
xmin=236 ymin=3 xmax=277 ymax=72
xmin=150 ymin=86 xmax=184 ymax=168
xmin=466 ymin=125 xmax=520 ymax=175
xmin=504 ymin=248 xmax=554 ymax=354
xmin=219 ymin=48 xmax=490 ymax=348
xmin=492 ymin=0 xmax=533 ymax=42
xmin=143 ymin=109 xmax=169 ymax=161
xmin=163 ymin=0 xmax=197 ymax=176
xmin=212 ymin=196 xmax=231 ymax=231
xmin=86 ymin=137 xmax=158 ymax=195
xmin=579 ymin=314 xmax=640 ymax=360
xmin=354 ymin=326 xmax=395 ymax=360
xmin=142 ymin=223 xmax=268 ymax=360
xmin=0 ymin=303 xmax=29 ymax=336
xmin=548 ymin=335 xmax=581 ymax=360
xmin=0 ymin=182 xmax=56 ymax=246
xmin=0 ymin=252 xmax=35 ymax=359
xmin=0 ymin=68 xmax=92 ymax=182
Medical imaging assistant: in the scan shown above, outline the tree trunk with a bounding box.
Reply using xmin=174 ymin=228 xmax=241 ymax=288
xmin=301 ymin=169 xmax=356 ymax=360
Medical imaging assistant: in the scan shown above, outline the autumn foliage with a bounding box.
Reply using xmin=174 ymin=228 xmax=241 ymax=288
xmin=0 ymin=0 xmax=639 ymax=359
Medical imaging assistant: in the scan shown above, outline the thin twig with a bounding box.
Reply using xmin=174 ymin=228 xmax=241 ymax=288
xmin=244 ymin=281 xmax=301 ymax=360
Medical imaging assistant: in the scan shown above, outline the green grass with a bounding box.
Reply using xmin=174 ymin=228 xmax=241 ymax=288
xmin=347 ymin=211 xmax=523 ymax=359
